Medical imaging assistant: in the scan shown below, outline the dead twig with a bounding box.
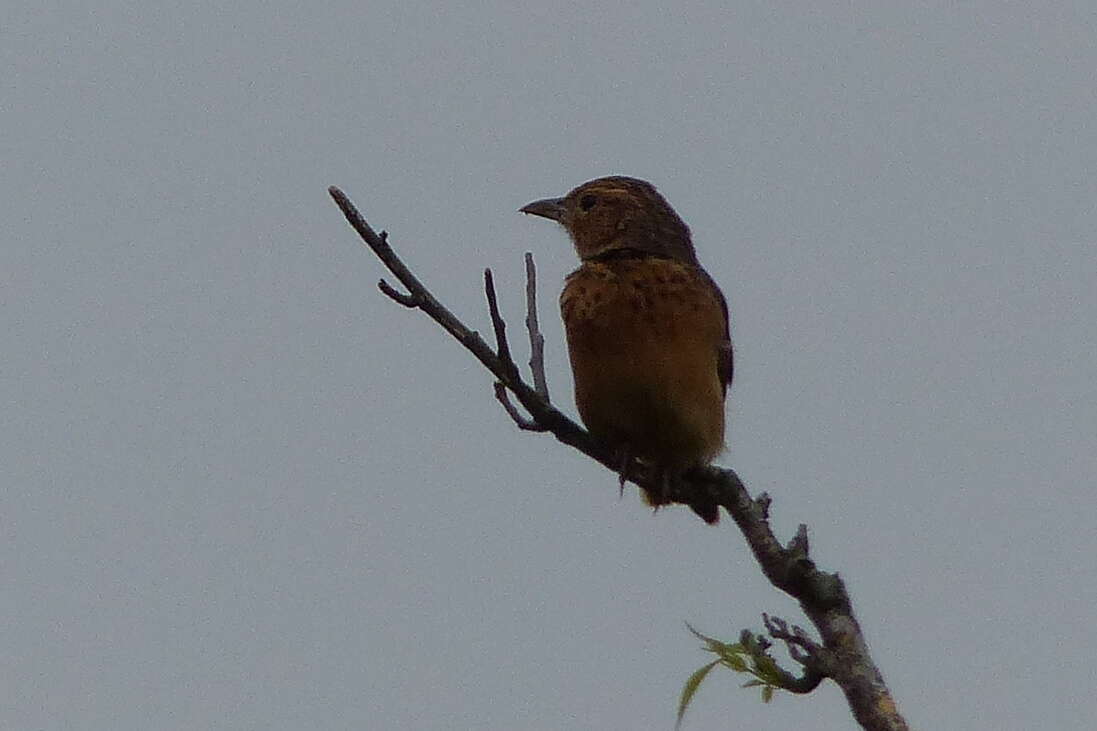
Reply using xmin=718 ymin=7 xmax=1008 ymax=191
xmin=524 ymin=253 xmax=550 ymax=400
xmin=484 ymin=269 xmax=520 ymax=381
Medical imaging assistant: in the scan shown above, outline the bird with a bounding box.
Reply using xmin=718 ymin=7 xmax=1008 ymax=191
xmin=520 ymin=176 xmax=732 ymax=523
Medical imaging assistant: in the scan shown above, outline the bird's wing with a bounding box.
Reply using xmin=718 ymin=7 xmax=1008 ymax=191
xmin=702 ymin=269 xmax=733 ymax=395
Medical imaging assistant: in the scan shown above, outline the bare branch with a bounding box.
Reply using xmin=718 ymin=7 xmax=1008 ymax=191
xmin=484 ymin=269 xmax=520 ymax=381
xmin=524 ymin=253 xmax=550 ymax=400
xmin=330 ymin=187 xmax=478 ymax=348
xmin=329 ymin=186 xmax=909 ymax=731
xmin=329 ymin=187 xmax=593 ymax=451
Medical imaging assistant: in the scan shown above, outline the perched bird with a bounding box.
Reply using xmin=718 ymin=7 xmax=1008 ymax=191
xmin=521 ymin=176 xmax=732 ymax=523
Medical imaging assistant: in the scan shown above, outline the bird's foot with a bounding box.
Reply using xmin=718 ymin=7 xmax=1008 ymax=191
xmin=641 ymin=467 xmax=673 ymax=511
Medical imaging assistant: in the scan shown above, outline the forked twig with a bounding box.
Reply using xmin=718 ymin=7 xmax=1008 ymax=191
xmin=493 ymin=382 xmax=547 ymax=432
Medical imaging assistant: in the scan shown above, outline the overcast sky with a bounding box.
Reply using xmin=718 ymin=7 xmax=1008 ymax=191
xmin=5 ymin=2 xmax=1096 ymax=729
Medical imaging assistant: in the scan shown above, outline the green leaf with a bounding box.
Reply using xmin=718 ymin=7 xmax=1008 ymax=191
xmin=717 ymin=643 xmax=747 ymax=661
xmin=762 ymin=685 xmax=774 ymax=703
xmin=741 ymin=680 xmax=764 ymax=688
xmin=676 ymin=660 xmax=719 ymax=729
xmin=685 ymin=623 xmax=739 ymax=658
xmin=755 ymin=655 xmax=779 ymax=676
xmin=723 ymin=655 xmax=748 ymax=673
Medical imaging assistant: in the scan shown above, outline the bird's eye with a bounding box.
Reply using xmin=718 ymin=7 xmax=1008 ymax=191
xmin=579 ymin=194 xmax=597 ymax=211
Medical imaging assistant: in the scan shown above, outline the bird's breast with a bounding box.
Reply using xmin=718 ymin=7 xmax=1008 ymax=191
xmin=560 ymin=257 xmax=728 ymax=466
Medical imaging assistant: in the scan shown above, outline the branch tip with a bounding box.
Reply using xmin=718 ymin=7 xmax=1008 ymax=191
xmin=484 ymin=269 xmax=520 ymax=380
xmin=753 ymin=491 xmax=772 ymax=519
xmin=787 ymin=524 xmax=810 ymax=557
xmin=378 ymin=279 xmax=420 ymax=307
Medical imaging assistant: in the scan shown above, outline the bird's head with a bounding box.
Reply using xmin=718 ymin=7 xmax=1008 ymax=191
xmin=521 ymin=176 xmax=697 ymax=263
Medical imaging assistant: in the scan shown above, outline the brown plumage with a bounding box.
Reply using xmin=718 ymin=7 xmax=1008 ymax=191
xmin=521 ymin=176 xmax=732 ymax=523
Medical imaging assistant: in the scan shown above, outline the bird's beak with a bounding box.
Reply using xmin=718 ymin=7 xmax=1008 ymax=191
xmin=519 ymin=197 xmax=566 ymax=221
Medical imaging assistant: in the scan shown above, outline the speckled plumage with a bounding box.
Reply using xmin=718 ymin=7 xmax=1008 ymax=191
xmin=561 ymin=256 xmax=728 ymax=466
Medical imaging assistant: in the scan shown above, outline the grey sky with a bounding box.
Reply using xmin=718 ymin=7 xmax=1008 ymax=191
xmin=4 ymin=2 xmax=1096 ymax=729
